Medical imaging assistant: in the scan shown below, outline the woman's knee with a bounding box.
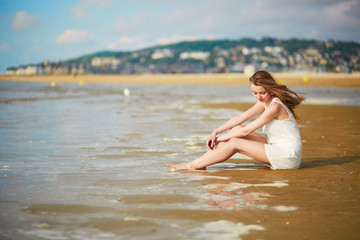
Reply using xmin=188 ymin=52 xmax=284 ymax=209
xmin=227 ymin=138 xmax=242 ymax=151
xmin=215 ymin=138 xmax=237 ymax=151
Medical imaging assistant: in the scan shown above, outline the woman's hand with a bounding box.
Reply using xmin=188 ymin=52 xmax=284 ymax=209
xmin=206 ymin=131 xmax=218 ymax=150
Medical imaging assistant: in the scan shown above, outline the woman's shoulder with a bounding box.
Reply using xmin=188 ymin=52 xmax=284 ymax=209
xmin=265 ymin=97 xmax=281 ymax=109
xmin=269 ymin=97 xmax=286 ymax=109
xmin=269 ymin=97 xmax=293 ymax=119
xmin=271 ymin=97 xmax=282 ymax=104
xmin=266 ymin=100 xmax=283 ymax=112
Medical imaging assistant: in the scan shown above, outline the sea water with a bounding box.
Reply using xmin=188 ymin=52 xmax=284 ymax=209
xmin=0 ymin=81 xmax=359 ymax=239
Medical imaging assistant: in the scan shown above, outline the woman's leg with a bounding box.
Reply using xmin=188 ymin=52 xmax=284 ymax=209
xmin=164 ymin=142 xmax=233 ymax=170
xmin=165 ymin=126 xmax=269 ymax=170
xmin=165 ymin=137 xmax=270 ymax=170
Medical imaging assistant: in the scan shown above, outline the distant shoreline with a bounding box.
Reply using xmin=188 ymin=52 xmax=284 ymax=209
xmin=1 ymin=72 xmax=359 ymax=88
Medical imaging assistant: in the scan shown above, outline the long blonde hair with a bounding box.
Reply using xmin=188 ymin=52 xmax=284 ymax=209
xmin=249 ymin=70 xmax=305 ymax=119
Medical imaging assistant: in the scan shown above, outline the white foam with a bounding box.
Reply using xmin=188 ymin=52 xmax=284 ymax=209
xmin=252 ymin=180 xmax=288 ymax=188
xmin=203 ymin=180 xmax=288 ymax=191
xmin=22 ymin=228 xmax=116 ymax=240
xmin=31 ymin=223 xmax=50 ymax=228
xmin=22 ymin=229 xmax=67 ymax=240
xmin=188 ymin=175 xmax=230 ymax=180
xmin=162 ymin=135 xmax=207 ymax=146
xmin=207 ymin=162 xmax=260 ymax=171
xmin=203 ymin=182 xmax=251 ymax=190
xmin=190 ymin=220 xmax=264 ymax=240
xmin=272 ymin=205 xmax=298 ymax=212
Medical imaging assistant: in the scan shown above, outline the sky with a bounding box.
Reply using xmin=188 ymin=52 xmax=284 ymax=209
xmin=0 ymin=0 xmax=359 ymax=72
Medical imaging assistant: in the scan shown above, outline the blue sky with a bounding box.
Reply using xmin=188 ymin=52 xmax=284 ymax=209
xmin=0 ymin=0 xmax=359 ymax=72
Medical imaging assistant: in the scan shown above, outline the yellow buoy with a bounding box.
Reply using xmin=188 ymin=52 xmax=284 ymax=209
xmin=302 ymin=76 xmax=309 ymax=83
xmin=78 ymin=80 xmax=84 ymax=86
xmin=50 ymin=81 xmax=56 ymax=87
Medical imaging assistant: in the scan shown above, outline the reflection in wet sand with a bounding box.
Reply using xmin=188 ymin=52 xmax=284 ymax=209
xmin=202 ymin=181 xmax=296 ymax=211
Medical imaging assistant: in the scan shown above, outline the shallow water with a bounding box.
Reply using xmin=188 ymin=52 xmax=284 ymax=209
xmin=0 ymin=81 xmax=359 ymax=239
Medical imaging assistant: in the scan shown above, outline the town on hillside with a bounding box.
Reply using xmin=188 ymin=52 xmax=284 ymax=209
xmin=5 ymin=37 xmax=360 ymax=75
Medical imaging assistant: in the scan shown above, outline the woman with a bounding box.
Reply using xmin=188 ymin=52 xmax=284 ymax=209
xmin=165 ymin=70 xmax=305 ymax=170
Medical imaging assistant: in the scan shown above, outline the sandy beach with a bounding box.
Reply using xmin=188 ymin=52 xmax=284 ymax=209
xmin=0 ymin=73 xmax=359 ymax=239
xmin=1 ymin=72 xmax=360 ymax=88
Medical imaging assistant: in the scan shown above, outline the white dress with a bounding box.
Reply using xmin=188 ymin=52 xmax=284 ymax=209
xmin=263 ymin=98 xmax=302 ymax=169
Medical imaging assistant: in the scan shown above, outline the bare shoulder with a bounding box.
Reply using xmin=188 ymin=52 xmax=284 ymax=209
xmin=269 ymin=101 xmax=282 ymax=109
xmin=265 ymin=102 xmax=282 ymax=114
xmin=266 ymin=101 xmax=289 ymax=120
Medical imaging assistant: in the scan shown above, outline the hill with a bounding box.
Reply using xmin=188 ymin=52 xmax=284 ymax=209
xmin=6 ymin=37 xmax=360 ymax=75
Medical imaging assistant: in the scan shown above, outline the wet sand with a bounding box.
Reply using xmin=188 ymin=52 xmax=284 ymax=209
xmin=1 ymin=72 xmax=360 ymax=88
xmin=200 ymin=102 xmax=360 ymax=239
xmin=16 ymin=103 xmax=360 ymax=239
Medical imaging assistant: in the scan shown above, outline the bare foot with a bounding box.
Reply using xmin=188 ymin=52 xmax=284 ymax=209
xmin=164 ymin=162 xmax=206 ymax=170
xmin=164 ymin=162 xmax=189 ymax=170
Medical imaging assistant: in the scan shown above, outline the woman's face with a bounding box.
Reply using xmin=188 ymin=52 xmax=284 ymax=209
xmin=251 ymin=83 xmax=272 ymax=103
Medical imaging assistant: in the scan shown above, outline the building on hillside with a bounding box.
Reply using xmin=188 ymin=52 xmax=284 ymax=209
xmin=151 ymin=49 xmax=174 ymax=60
xmin=179 ymin=51 xmax=210 ymax=61
xmin=25 ymin=65 xmax=37 ymax=75
xmin=16 ymin=66 xmax=26 ymax=75
xmin=6 ymin=67 xmax=17 ymax=75
xmin=91 ymin=57 xmax=121 ymax=68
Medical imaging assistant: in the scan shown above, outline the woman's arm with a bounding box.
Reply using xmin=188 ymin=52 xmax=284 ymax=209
xmin=216 ymin=103 xmax=281 ymax=142
xmin=214 ymin=101 xmax=265 ymax=134
xmin=207 ymin=102 xmax=265 ymax=149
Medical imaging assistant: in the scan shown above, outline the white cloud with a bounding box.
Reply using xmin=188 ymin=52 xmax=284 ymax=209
xmin=72 ymin=0 xmax=114 ymax=20
xmin=106 ymin=35 xmax=148 ymax=50
xmin=112 ymin=16 xmax=127 ymax=33
xmin=158 ymin=0 xmax=347 ymax=40
xmin=112 ymin=11 xmax=151 ymax=34
xmin=206 ymin=34 xmax=216 ymax=41
xmin=105 ymin=33 xmax=199 ymax=51
xmin=156 ymin=34 xmax=197 ymax=45
xmin=0 ymin=43 xmax=9 ymax=51
xmin=10 ymin=11 xmax=37 ymax=31
xmin=55 ymin=29 xmax=90 ymax=45
xmin=72 ymin=6 xmax=88 ymax=20
xmin=117 ymin=35 xmax=142 ymax=44
xmin=306 ymin=30 xmax=319 ymax=39
xmin=80 ymin=0 xmax=114 ymax=8
xmin=323 ymin=0 xmax=360 ymax=29
xmin=160 ymin=0 xmax=253 ymax=33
